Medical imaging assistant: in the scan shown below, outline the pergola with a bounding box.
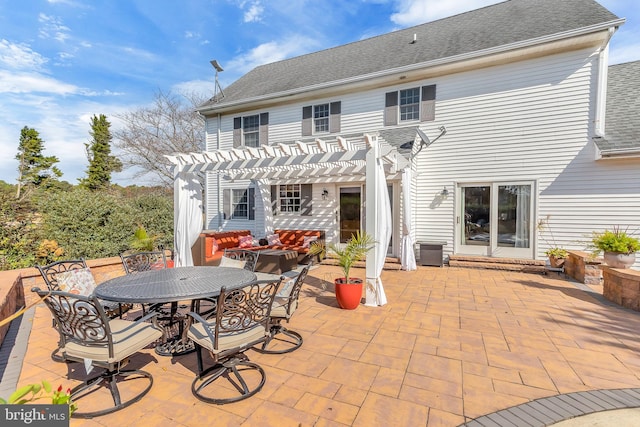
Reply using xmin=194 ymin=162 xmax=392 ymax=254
xmin=166 ymin=132 xmax=414 ymax=306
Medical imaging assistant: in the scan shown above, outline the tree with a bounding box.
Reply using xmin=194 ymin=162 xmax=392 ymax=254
xmin=114 ymin=90 xmax=206 ymax=187
xmin=80 ymin=114 xmax=122 ymax=190
xmin=15 ymin=126 xmax=62 ymax=198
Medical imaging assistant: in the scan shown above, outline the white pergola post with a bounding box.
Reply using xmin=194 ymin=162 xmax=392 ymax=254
xmin=365 ymin=138 xmax=377 ymax=305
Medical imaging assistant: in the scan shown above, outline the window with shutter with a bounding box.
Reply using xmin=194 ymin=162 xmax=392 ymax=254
xmin=270 ymin=183 xmax=313 ymax=216
xmin=384 ymin=85 xmax=436 ymax=125
xmin=302 ymin=101 xmax=341 ymax=135
xmin=233 ymin=113 xmax=269 ymax=147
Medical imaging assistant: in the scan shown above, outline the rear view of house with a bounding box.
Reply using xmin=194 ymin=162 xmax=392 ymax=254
xmin=172 ymin=0 xmax=639 ymax=268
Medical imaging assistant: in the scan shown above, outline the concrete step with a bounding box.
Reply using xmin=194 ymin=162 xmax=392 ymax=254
xmin=448 ymin=255 xmax=546 ymax=273
xmin=319 ymin=255 xmax=402 ymax=271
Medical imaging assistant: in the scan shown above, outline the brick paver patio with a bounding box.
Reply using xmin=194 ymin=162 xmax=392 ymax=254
xmin=5 ymin=265 xmax=640 ymax=426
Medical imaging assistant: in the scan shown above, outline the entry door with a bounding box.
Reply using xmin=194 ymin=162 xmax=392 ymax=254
xmin=458 ymin=182 xmax=534 ymax=258
xmin=339 ymin=187 xmax=361 ymax=243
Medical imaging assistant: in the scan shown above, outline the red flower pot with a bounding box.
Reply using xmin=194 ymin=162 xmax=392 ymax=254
xmin=334 ymin=278 xmax=363 ymax=310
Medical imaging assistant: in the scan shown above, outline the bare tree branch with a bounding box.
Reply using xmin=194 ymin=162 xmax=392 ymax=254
xmin=114 ymin=90 xmax=206 ymax=186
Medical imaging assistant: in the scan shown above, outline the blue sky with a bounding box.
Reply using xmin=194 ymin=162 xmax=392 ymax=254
xmin=1 ymin=0 xmax=638 ymax=186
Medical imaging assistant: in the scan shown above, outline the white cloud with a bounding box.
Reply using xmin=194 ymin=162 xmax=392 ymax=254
xmin=173 ymin=79 xmax=217 ymax=99
xmin=390 ymin=0 xmax=500 ymax=26
xmin=38 ymin=13 xmax=71 ymax=43
xmin=0 ymin=70 xmax=78 ymax=94
xmin=244 ymin=2 xmax=264 ymax=23
xmin=0 ymin=39 xmax=48 ymax=70
xmin=226 ymin=36 xmax=319 ymax=73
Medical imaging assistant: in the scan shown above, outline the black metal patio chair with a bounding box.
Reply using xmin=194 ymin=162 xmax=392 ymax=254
xmin=186 ymin=278 xmax=282 ymax=404
xmin=32 ymin=287 xmax=164 ymax=418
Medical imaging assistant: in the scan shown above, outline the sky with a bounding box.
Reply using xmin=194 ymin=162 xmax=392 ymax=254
xmin=0 ymin=0 xmax=638 ymax=186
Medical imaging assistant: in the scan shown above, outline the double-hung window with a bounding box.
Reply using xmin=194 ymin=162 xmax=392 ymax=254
xmin=384 ymin=85 xmax=436 ymax=126
xmin=242 ymin=115 xmax=260 ymax=148
xmin=270 ymin=184 xmax=313 ymax=216
xmin=399 ymin=88 xmax=420 ymax=121
xmin=223 ymin=187 xmax=255 ymax=220
xmin=232 ymin=189 xmax=249 ymax=218
xmin=314 ymin=104 xmax=330 ymax=133
xmin=279 ymin=184 xmax=301 ymax=213
xmin=302 ymin=101 xmax=341 ymax=136
xmin=233 ymin=113 xmax=268 ymax=147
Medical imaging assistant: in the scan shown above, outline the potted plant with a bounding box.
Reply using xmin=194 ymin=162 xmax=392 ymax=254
xmin=545 ymin=247 xmax=568 ymax=268
xmin=591 ymin=227 xmax=640 ymax=269
xmin=537 ymin=216 xmax=568 ymax=268
xmin=309 ymin=231 xmax=376 ymax=310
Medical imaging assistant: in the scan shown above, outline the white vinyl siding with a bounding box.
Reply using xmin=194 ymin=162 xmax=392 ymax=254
xmin=202 ymin=46 xmax=640 ymax=267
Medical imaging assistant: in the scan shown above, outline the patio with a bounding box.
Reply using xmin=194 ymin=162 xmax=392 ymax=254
xmin=4 ymin=264 xmax=640 ymax=426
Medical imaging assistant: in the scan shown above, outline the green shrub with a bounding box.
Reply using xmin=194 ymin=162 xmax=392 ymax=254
xmin=591 ymin=228 xmax=640 ymax=255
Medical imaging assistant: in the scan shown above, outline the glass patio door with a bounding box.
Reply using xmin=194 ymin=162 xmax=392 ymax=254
xmin=458 ymin=182 xmax=534 ymax=258
xmin=339 ymin=187 xmax=361 ymax=243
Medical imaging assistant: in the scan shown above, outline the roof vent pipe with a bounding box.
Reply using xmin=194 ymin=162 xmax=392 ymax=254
xmin=411 ymin=33 xmax=417 ymax=44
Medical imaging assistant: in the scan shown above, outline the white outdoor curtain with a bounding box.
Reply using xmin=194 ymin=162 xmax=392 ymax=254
xmin=174 ymin=171 xmax=203 ymax=267
xmin=400 ymin=168 xmax=417 ymax=270
xmin=255 ymin=178 xmax=274 ymax=235
xmin=366 ymin=156 xmax=391 ymax=306
xmin=514 ymin=185 xmax=530 ymax=248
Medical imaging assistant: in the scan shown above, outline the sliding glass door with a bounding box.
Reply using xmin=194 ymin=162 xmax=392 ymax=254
xmin=458 ymin=182 xmax=534 ymax=258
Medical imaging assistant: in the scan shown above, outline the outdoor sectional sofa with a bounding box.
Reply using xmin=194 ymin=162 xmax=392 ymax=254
xmin=191 ymin=229 xmax=325 ymax=266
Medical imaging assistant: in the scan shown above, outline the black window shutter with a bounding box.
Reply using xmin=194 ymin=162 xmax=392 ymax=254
xmin=223 ymin=189 xmax=231 ymax=220
xmin=300 ymin=184 xmax=312 ymax=216
xmin=270 ymin=185 xmax=278 ymax=216
xmin=420 ymin=85 xmax=436 ymax=122
xmin=233 ymin=117 xmax=242 ymax=147
xmin=302 ymin=106 xmax=312 ymax=136
xmin=259 ymin=113 xmax=269 ymax=145
xmin=329 ymin=101 xmax=341 ymax=133
xmin=248 ymin=187 xmax=255 ymax=220
xmin=384 ymin=91 xmax=398 ymax=126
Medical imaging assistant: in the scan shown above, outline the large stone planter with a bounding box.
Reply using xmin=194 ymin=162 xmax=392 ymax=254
xmin=603 ymin=252 xmax=636 ymax=269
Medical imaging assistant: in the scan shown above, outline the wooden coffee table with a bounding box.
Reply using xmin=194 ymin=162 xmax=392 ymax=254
xmin=255 ymin=249 xmax=298 ymax=274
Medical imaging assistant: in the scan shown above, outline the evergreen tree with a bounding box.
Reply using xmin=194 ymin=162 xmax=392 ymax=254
xmin=80 ymin=114 xmax=122 ymax=190
xmin=15 ymin=126 xmax=62 ymax=198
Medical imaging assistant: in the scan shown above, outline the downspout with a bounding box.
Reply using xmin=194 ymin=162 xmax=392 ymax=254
xmin=594 ymin=26 xmax=617 ymax=138
xmin=216 ymin=113 xmax=222 ymax=229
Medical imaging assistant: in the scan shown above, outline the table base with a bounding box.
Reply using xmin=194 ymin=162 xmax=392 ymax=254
xmin=155 ymin=338 xmax=195 ymax=356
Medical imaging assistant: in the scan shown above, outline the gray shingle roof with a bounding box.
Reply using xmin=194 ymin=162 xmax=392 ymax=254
xmin=594 ymin=60 xmax=640 ymax=152
xmin=200 ymin=0 xmax=619 ymax=112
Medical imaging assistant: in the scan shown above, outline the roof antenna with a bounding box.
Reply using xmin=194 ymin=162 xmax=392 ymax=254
xmin=410 ymin=33 xmax=417 ymax=44
xmin=210 ymin=59 xmax=225 ymax=101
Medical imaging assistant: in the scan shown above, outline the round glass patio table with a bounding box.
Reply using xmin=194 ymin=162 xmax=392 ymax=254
xmin=95 ymin=266 xmax=257 ymax=356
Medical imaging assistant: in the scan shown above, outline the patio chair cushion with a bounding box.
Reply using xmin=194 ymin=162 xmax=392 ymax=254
xmin=219 ymin=256 xmax=246 ymax=269
xmin=266 ymin=234 xmax=282 ymax=245
xmin=63 ymin=318 xmax=163 ymax=363
xmin=238 ymin=234 xmax=254 ymax=248
xmin=270 ymin=297 xmax=297 ymax=319
xmin=56 ymin=268 xmax=97 ymax=296
xmin=302 ymin=235 xmax=318 ymax=248
xmin=188 ymin=322 xmax=266 ymax=354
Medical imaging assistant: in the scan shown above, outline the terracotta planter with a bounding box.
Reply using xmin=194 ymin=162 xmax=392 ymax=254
xmin=334 ymin=278 xmax=363 ymax=310
xmin=548 ymin=256 xmax=565 ymax=268
xmin=603 ymin=252 xmax=636 ymax=269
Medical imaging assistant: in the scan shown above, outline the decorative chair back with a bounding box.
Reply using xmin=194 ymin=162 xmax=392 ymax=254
xmin=121 ymin=251 xmax=167 ymax=274
xmin=212 ymin=280 xmax=280 ymax=350
xmin=32 ymin=287 xmax=114 ymax=359
xmin=36 ymin=259 xmax=88 ymax=291
xmin=280 ymin=264 xmax=310 ymax=318
xmin=223 ymin=249 xmax=259 ymax=272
